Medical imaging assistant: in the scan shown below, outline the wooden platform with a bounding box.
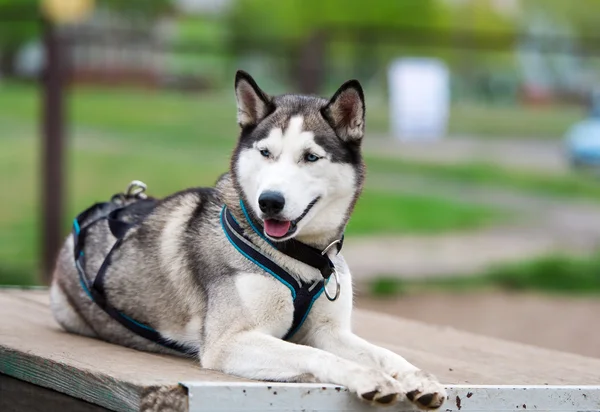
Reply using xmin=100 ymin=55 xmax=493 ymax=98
xmin=1 ymin=289 xmax=599 ymax=412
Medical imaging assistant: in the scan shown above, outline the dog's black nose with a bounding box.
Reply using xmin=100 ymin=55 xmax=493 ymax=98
xmin=258 ymin=191 xmax=285 ymax=215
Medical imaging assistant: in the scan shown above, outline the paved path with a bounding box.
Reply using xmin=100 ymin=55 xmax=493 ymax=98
xmin=365 ymin=135 xmax=568 ymax=173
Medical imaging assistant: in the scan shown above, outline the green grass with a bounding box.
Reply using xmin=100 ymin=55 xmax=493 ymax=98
xmin=370 ymin=253 xmax=600 ymax=297
xmin=365 ymin=100 xmax=583 ymax=139
xmin=366 ymin=156 xmax=600 ymax=200
xmin=0 ymin=82 xmax=505 ymax=285
xmin=347 ymin=190 xmax=503 ymax=235
xmin=447 ymin=103 xmax=583 ymax=138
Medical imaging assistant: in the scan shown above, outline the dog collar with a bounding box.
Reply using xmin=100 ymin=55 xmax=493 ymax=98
xmin=238 ymin=199 xmax=344 ymax=276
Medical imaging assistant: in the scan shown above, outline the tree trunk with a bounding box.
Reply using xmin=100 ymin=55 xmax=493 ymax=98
xmin=294 ymin=30 xmax=326 ymax=95
xmin=0 ymin=47 xmax=18 ymax=77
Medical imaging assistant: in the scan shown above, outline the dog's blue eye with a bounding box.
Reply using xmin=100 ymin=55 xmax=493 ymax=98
xmin=259 ymin=149 xmax=270 ymax=158
xmin=305 ymin=153 xmax=319 ymax=162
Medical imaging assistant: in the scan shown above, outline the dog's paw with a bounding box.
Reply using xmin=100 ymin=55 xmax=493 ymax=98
xmin=348 ymin=368 xmax=404 ymax=406
xmin=395 ymin=370 xmax=447 ymax=410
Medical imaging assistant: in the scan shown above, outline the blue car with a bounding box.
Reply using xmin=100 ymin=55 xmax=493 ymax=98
xmin=566 ymin=119 xmax=600 ymax=167
xmin=565 ymin=92 xmax=600 ymax=167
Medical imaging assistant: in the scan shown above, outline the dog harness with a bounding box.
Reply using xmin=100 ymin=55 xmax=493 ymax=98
xmin=73 ymin=183 xmax=199 ymax=355
xmin=221 ymin=200 xmax=343 ymax=340
xmin=72 ymin=182 xmax=343 ymax=356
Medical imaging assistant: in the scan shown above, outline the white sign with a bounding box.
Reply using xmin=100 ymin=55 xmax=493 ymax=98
xmin=388 ymin=58 xmax=450 ymax=141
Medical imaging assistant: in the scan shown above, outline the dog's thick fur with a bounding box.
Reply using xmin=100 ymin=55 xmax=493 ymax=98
xmin=51 ymin=71 xmax=447 ymax=409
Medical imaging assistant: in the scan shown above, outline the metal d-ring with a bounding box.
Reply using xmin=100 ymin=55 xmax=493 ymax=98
xmin=126 ymin=180 xmax=148 ymax=199
xmin=324 ymin=268 xmax=340 ymax=301
xmin=321 ymin=239 xmax=341 ymax=256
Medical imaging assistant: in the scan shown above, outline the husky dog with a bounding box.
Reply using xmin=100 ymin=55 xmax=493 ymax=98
xmin=51 ymin=71 xmax=447 ymax=409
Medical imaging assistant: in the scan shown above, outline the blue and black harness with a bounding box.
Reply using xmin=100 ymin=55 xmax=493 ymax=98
xmin=73 ymin=183 xmax=342 ymax=357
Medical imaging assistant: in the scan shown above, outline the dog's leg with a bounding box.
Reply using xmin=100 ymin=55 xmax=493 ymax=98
xmin=201 ymin=331 xmax=406 ymax=406
xmin=307 ymin=328 xmax=447 ymax=410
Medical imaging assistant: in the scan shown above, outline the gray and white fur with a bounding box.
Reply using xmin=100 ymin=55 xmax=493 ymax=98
xmin=51 ymin=71 xmax=447 ymax=409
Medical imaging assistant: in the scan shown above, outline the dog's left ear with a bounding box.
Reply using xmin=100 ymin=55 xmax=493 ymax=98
xmin=322 ymin=79 xmax=365 ymax=143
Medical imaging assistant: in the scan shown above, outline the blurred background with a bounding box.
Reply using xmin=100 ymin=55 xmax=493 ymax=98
xmin=2 ymin=0 xmax=600 ymax=358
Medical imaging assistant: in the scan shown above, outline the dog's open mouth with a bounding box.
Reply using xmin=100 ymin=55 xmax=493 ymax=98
xmin=263 ymin=197 xmax=320 ymax=239
xmin=264 ymin=219 xmax=292 ymax=238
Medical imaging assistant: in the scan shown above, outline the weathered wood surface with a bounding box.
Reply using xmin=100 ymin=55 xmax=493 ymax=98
xmin=0 ymin=289 xmax=245 ymax=412
xmin=1 ymin=289 xmax=599 ymax=412
xmin=353 ymin=311 xmax=600 ymax=385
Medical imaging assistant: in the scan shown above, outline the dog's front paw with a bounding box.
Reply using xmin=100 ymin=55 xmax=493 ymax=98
xmin=395 ymin=370 xmax=447 ymax=410
xmin=347 ymin=368 xmax=404 ymax=406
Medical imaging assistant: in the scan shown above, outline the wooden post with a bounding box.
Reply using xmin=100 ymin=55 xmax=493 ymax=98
xmin=296 ymin=30 xmax=326 ymax=95
xmin=41 ymin=19 xmax=66 ymax=284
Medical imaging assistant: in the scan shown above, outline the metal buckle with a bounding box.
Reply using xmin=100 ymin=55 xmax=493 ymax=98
xmin=126 ymin=180 xmax=148 ymax=199
xmin=324 ymin=268 xmax=340 ymax=301
xmin=322 ymin=239 xmax=342 ymax=301
xmin=321 ymin=239 xmax=341 ymax=256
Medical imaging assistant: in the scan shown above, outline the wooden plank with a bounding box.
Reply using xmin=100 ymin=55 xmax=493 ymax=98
xmin=353 ymin=310 xmax=600 ymax=385
xmin=0 ymin=373 xmax=110 ymax=412
xmin=0 ymin=290 xmax=245 ymax=412
xmin=1 ymin=289 xmax=600 ymax=412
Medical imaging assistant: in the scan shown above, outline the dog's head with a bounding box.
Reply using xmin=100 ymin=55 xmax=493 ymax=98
xmin=230 ymin=70 xmax=366 ymax=245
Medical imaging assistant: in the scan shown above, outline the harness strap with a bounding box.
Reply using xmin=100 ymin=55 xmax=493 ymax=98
xmin=73 ymin=199 xmax=198 ymax=356
xmin=221 ymin=206 xmax=325 ymax=340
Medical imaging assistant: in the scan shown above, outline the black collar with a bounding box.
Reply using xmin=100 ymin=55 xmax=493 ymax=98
xmin=234 ymin=200 xmax=344 ymax=280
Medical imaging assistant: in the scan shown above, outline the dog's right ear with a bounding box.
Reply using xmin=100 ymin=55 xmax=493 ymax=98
xmin=235 ymin=70 xmax=272 ymax=128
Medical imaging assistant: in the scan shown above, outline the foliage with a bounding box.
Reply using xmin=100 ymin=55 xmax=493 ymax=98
xmin=0 ymin=1 xmax=39 ymax=50
xmin=98 ymin=0 xmax=172 ymax=18
xmin=370 ymin=278 xmax=406 ymax=297
xmin=369 ymin=253 xmax=600 ymax=297
xmin=486 ymin=254 xmax=600 ymax=293
xmin=522 ymin=0 xmax=600 ymax=37
xmin=227 ymin=0 xmax=442 ymax=44
xmin=224 ymin=0 xmax=522 ymax=92
xmin=443 ymin=0 xmax=516 ymax=32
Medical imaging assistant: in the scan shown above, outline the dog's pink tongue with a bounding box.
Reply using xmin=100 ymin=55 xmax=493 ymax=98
xmin=264 ymin=219 xmax=291 ymax=238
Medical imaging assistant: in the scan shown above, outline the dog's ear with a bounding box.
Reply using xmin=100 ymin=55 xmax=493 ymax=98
xmin=235 ymin=70 xmax=272 ymax=128
xmin=322 ymin=79 xmax=365 ymax=142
